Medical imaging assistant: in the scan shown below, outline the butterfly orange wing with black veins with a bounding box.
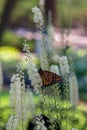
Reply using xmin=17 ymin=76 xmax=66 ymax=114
xmin=38 ymin=68 xmax=63 ymax=87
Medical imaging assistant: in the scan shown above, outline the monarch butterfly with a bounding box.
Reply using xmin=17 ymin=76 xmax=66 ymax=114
xmin=38 ymin=68 xmax=63 ymax=87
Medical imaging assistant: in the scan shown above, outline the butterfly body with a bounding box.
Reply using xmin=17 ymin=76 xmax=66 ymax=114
xmin=38 ymin=68 xmax=63 ymax=87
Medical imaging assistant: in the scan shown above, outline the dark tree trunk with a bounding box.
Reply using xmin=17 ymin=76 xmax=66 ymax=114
xmin=0 ymin=0 xmax=17 ymax=41
xmin=44 ymin=0 xmax=56 ymax=25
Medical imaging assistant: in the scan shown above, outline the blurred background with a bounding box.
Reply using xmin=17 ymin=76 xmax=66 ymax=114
xmin=0 ymin=0 xmax=87 ymax=129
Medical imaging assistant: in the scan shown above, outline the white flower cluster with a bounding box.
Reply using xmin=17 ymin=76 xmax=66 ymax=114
xmin=39 ymin=0 xmax=45 ymax=11
xmin=39 ymin=0 xmax=45 ymax=7
xmin=6 ymin=116 xmax=19 ymax=130
xmin=69 ymin=74 xmax=79 ymax=106
xmin=25 ymin=87 xmax=35 ymax=115
xmin=7 ymin=60 xmax=36 ymax=129
xmin=12 ymin=118 xmax=19 ymax=130
xmin=9 ymin=74 xmax=19 ymax=108
xmin=6 ymin=116 xmax=14 ymax=130
xmin=59 ymin=56 xmax=69 ymax=76
xmin=40 ymin=44 xmax=49 ymax=70
xmin=47 ymin=18 xmax=55 ymax=54
xmin=35 ymin=115 xmax=47 ymax=130
xmin=50 ymin=65 xmax=60 ymax=75
xmin=0 ymin=63 xmax=3 ymax=90
xmin=9 ymin=73 xmax=27 ymax=121
xmin=23 ymin=42 xmax=42 ymax=93
xmin=32 ymin=6 xmax=44 ymax=27
xmin=23 ymin=42 xmax=32 ymax=61
xmin=27 ymin=61 xmax=42 ymax=93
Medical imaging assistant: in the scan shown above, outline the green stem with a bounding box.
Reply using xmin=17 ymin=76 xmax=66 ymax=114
xmin=0 ymin=89 xmax=2 ymax=108
xmin=22 ymin=118 xmax=24 ymax=130
xmin=72 ymin=105 xmax=76 ymax=128
xmin=42 ymin=93 xmax=50 ymax=116
xmin=54 ymin=86 xmax=59 ymax=121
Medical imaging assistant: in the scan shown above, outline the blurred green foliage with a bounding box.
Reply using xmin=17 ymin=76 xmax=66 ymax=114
xmin=0 ymin=90 xmax=10 ymax=130
xmin=57 ymin=0 xmax=87 ymax=27
xmin=0 ymin=0 xmax=6 ymax=15
xmin=0 ymin=46 xmax=21 ymax=85
xmin=2 ymin=30 xmax=22 ymax=49
xmin=10 ymin=0 xmax=39 ymax=24
xmin=0 ymin=46 xmax=21 ymax=61
xmin=0 ymin=90 xmax=87 ymax=130
xmin=73 ymin=49 xmax=87 ymax=100
xmin=67 ymin=48 xmax=87 ymax=96
xmin=0 ymin=0 xmax=87 ymax=28
xmin=1 ymin=30 xmax=36 ymax=51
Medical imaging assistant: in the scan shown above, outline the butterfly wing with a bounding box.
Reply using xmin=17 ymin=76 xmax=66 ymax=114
xmin=38 ymin=68 xmax=63 ymax=87
xmin=38 ymin=70 xmax=53 ymax=86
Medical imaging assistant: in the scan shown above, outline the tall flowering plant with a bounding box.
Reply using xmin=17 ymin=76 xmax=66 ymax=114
xmin=6 ymin=6 xmax=79 ymax=130
xmin=31 ymin=6 xmax=79 ymax=130
xmin=6 ymin=64 xmax=35 ymax=130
